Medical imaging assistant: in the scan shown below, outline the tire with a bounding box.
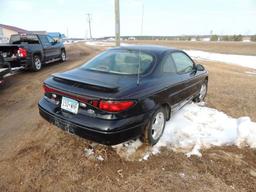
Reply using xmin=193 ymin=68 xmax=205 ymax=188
xmin=0 ymin=79 xmax=5 ymax=89
xmin=31 ymin=55 xmax=42 ymax=72
xmin=142 ymin=107 xmax=166 ymax=146
xmin=194 ymin=80 xmax=208 ymax=102
xmin=60 ymin=50 xmax=66 ymax=62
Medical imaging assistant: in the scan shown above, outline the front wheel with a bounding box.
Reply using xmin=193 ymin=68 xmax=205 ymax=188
xmin=142 ymin=108 xmax=166 ymax=146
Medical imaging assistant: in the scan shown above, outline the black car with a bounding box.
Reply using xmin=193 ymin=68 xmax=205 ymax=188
xmin=0 ymin=33 xmax=66 ymax=71
xmin=38 ymin=45 xmax=208 ymax=145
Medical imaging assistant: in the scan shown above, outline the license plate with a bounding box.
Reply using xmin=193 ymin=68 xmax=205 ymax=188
xmin=61 ymin=96 xmax=79 ymax=114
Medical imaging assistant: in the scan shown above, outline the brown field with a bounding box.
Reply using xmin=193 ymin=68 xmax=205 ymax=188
xmin=0 ymin=43 xmax=256 ymax=191
xmin=127 ymin=40 xmax=256 ymax=55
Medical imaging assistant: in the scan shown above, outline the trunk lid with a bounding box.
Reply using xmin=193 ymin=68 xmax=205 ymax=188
xmin=49 ymin=68 xmax=137 ymax=99
xmin=53 ymin=69 xmax=119 ymax=93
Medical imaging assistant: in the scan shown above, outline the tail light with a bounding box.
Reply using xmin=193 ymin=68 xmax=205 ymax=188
xmin=18 ymin=48 xmax=27 ymax=58
xmin=99 ymin=100 xmax=134 ymax=112
xmin=43 ymin=84 xmax=135 ymax=112
xmin=43 ymin=84 xmax=98 ymax=107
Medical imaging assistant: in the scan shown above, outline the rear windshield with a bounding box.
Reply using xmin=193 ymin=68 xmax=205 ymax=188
xmin=10 ymin=34 xmax=40 ymax=44
xmin=82 ymin=49 xmax=155 ymax=75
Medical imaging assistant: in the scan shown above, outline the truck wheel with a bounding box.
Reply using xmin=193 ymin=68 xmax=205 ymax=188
xmin=141 ymin=107 xmax=166 ymax=146
xmin=60 ymin=50 xmax=66 ymax=62
xmin=31 ymin=55 xmax=42 ymax=72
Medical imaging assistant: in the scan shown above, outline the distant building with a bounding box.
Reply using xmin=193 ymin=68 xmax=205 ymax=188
xmin=201 ymin=37 xmax=210 ymax=41
xmin=0 ymin=24 xmax=28 ymax=43
xmin=242 ymin=36 xmax=251 ymax=42
xmin=128 ymin=37 xmax=136 ymax=40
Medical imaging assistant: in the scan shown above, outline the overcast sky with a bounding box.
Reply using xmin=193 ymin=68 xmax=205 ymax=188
xmin=1 ymin=0 xmax=256 ymax=38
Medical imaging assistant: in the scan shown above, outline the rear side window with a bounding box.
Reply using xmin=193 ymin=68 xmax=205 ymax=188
xmin=10 ymin=34 xmax=39 ymax=44
xmin=82 ymin=50 xmax=154 ymax=75
xmin=161 ymin=54 xmax=176 ymax=73
xmin=39 ymin=35 xmax=50 ymax=46
xmin=172 ymin=52 xmax=194 ymax=73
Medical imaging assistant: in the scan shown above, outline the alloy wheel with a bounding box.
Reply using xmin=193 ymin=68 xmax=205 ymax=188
xmin=151 ymin=111 xmax=165 ymax=140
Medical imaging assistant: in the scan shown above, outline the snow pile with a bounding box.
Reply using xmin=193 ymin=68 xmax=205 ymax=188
xmin=185 ymin=50 xmax=256 ymax=70
xmin=245 ymin=71 xmax=256 ymax=76
xmin=114 ymin=103 xmax=256 ymax=160
xmin=86 ymin=41 xmax=115 ymax=47
xmin=84 ymin=147 xmax=104 ymax=161
xmin=154 ymin=103 xmax=256 ymax=157
xmin=85 ymin=41 xmax=130 ymax=47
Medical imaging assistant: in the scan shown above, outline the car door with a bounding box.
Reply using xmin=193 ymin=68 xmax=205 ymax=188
xmin=171 ymin=51 xmax=199 ymax=101
xmin=47 ymin=35 xmax=61 ymax=58
xmin=38 ymin=35 xmax=53 ymax=61
xmin=158 ymin=52 xmax=185 ymax=109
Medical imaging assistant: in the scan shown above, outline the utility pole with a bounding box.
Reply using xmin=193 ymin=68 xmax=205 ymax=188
xmin=140 ymin=2 xmax=144 ymax=36
xmin=86 ymin=13 xmax=92 ymax=40
xmin=66 ymin=27 xmax=69 ymax=38
xmin=115 ymin=0 xmax=120 ymax=46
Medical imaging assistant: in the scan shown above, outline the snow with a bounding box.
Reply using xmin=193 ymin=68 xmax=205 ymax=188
xmin=64 ymin=40 xmax=85 ymax=45
xmin=84 ymin=147 xmax=105 ymax=161
xmin=245 ymin=71 xmax=256 ymax=76
xmin=85 ymin=41 xmax=130 ymax=47
xmin=85 ymin=41 xmax=114 ymax=47
xmin=185 ymin=50 xmax=256 ymax=70
xmin=113 ymin=102 xmax=256 ymax=160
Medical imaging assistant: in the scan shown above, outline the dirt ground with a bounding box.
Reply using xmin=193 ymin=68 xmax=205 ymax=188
xmin=0 ymin=42 xmax=256 ymax=192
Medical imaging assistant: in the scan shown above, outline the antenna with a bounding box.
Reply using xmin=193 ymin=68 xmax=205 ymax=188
xmin=137 ymin=49 xmax=141 ymax=85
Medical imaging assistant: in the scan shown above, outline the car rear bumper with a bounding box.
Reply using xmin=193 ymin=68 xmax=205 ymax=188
xmin=38 ymin=98 xmax=149 ymax=145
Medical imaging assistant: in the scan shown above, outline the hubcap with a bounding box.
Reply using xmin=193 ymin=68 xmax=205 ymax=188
xmin=151 ymin=112 xmax=165 ymax=140
xmin=61 ymin=52 xmax=66 ymax=61
xmin=199 ymin=83 xmax=207 ymax=101
xmin=34 ymin=57 xmax=41 ymax=70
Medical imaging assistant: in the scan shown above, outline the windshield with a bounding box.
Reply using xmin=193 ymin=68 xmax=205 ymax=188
xmin=82 ymin=49 xmax=155 ymax=75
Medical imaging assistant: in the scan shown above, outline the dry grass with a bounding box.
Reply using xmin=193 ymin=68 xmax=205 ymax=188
xmin=127 ymin=40 xmax=256 ymax=55
xmin=200 ymin=59 xmax=256 ymax=121
xmin=0 ymin=43 xmax=256 ymax=191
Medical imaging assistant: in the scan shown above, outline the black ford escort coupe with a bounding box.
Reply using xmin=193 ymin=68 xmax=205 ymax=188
xmin=38 ymin=45 xmax=208 ymax=145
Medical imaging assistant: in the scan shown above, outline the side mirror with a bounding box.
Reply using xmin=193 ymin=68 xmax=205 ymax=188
xmin=195 ymin=64 xmax=205 ymax=71
xmin=52 ymin=39 xmax=58 ymax=45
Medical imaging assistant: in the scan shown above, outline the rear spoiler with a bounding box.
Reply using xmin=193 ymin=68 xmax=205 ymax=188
xmin=52 ymin=73 xmax=119 ymax=93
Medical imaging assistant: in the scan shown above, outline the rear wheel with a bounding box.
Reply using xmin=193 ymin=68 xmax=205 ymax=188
xmin=31 ymin=55 xmax=42 ymax=72
xmin=194 ymin=80 xmax=208 ymax=102
xmin=142 ymin=107 xmax=166 ymax=146
xmin=60 ymin=50 xmax=66 ymax=62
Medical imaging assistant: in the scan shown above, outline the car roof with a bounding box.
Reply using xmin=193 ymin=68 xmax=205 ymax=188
xmin=109 ymin=45 xmax=180 ymax=55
